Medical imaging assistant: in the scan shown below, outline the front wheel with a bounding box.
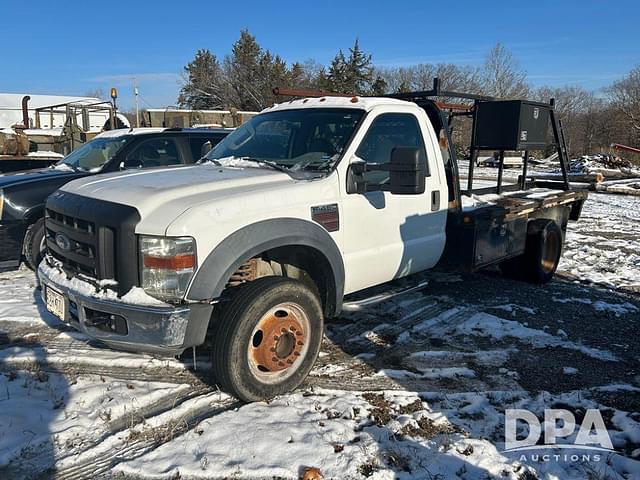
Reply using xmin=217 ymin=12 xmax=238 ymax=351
xmin=24 ymin=218 xmax=46 ymax=270
xmin=211 ymin=276 xmax=324 ymax=402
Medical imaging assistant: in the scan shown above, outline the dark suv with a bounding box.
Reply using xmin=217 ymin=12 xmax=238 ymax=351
xmin=0 ymin=127 xmax=231 ymax=270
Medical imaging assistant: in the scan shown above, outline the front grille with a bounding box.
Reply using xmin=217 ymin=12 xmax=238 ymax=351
xmin=45 ymin=190 xmax=141 ymax=294
xmin=45 ymin=208 xmax=114 ymax=279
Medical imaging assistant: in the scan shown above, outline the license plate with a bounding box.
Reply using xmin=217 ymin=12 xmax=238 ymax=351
xmin=45 ymin=286 xmax=66 ymax=321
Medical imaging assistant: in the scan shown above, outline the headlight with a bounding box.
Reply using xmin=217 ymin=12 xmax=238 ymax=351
xmin=139 ymin=236 xmax=196 ymax=302
xmin=0 ymin=189 xmax=4 ymax=219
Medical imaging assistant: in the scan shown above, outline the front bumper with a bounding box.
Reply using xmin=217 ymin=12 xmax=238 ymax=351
xmin=0 ymin=221 xmax=26 ymax=269
xmin=37 ymin=263 xmax=213 ymax=356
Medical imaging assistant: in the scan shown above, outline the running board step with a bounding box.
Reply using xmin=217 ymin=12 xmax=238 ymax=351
xmin=341 ymin=280 xmax=429 ymax=312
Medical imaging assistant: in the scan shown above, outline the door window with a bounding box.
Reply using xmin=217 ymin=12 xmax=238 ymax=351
xmin=356 ymin=113 xmax=429 ymax=187
xmin=124 ymin=138 xmax=182 ymax=168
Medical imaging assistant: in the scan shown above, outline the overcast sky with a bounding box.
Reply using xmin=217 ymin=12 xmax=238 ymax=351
xmin=2 ymin=0 xmax=638 ymax=109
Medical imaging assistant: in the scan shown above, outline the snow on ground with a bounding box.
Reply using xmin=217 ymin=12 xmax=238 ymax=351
xmin=0 ymin=269 xmax=42 ymax=323
xmin=0 ymin=372 xmax=189 ymax=467
xmin=0 ymin=191 xmax=639 ymax=479
xmin=560 ymin=193 xmax=640 ymax=290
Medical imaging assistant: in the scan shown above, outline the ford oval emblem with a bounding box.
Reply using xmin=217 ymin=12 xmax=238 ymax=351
xmin=55 ymin=233 xmax=71 ymax=251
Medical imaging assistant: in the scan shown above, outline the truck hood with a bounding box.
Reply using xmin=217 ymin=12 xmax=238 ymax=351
xmin=60 ymin=164 xmax=294 ymax=232
xmin=0 ymin=166 xmax=82 ymax=189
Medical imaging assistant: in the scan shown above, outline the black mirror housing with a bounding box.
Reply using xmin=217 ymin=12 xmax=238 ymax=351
xmin=385 ymin=147 xmax=426 ymax=194
xmin=346 ymin=160 xmax=368 ymax=194
xmin=200 ymin=140 xmax=213 ymax=158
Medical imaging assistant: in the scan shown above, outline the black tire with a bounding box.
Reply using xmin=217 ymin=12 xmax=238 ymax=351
xmin=211 ymin=276 xmax=324 ymax=402
xmin=500 ymin=219 xmax=563 ymax=284
xmin=24 ymin=218 xmax=46 ymax=271
xmin=523 ymin=219 xmax=563 ymax=284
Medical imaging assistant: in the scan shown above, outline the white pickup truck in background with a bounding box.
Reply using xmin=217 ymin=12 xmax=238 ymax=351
xmin=38 ymin=80 xmax=587 ymax=401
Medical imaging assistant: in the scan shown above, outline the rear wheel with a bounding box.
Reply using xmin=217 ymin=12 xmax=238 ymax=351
xmin=211 ymin=276 xmax=324 ymax=402
xmin=24 ymin=218 xmax=46 ymax=270
xmin=499 ymin=219 xmax=563 ymax=284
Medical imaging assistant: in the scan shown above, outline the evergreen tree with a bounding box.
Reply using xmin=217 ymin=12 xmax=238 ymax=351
xmin=325 ymin=50 xmax=348 ymax=92
xmin=370 ymin=75 xmax=387 ymax=96
xmin=227 ymin=30 xmax=264 ymax=110
xmin=178 ymin=49 xmax=225 ymax=109
xmin=324 ymin=39 xmax=374 ymax=94
xmin=345 ymin=39 xmax=374 ymax=94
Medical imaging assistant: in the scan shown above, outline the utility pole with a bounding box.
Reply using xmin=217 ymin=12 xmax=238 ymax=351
xmin=133 ymin=77 xmax=140 ymax=128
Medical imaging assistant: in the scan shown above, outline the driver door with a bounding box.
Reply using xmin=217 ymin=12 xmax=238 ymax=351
xmin=340 ymin=111 xmax=447 ymax=294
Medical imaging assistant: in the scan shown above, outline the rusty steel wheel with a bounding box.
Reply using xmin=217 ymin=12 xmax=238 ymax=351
xmin=247 ymin=302 xmax=311 ymax=383
xmin=211 ymin=276 xmax=324 ymax=402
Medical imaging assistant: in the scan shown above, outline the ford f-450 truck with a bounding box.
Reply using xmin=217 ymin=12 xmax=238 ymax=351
xmin=38 ymin=80 xmax=587 ymax=401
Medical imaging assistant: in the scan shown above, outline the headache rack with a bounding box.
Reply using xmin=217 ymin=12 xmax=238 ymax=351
xmin=384 ymin=78 xmax=573 ymax=201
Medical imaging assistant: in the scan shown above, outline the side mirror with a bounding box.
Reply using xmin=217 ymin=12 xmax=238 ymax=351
xmin=346 ymin=160 xmax=367 ymax=194
xmin=122 ymin=158 xmax=143 ymax=170
xmin=384 ymin=147 xmax=426 ymax=195
xmin=200 ymin=140 xmax=213 ymax=158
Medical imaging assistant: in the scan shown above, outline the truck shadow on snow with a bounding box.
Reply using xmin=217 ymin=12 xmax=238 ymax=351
xmin=0 ymin=332 xmax=68 ymax=480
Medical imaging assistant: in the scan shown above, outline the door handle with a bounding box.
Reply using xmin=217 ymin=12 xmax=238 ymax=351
xmin=431 ymin=191 xmax=440 ymax=211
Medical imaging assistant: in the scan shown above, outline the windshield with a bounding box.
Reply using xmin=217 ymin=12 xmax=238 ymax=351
xmin=206 ymin=108 xmax=364 ymax=171
xmin=59 ymin=136 xmax=128 ymax=171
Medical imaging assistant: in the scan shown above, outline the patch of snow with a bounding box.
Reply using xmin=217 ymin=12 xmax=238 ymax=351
xmin=0 ymin=269 xmax=43 ymax=324
xmin=120 ymin=287 xmax=168 ymax=307
xmin=0 ymin=371 xmax=189 ymax=467
xmin=461 ymin=193 xmax=499 ymax=211
xmin=24 ymin=128 xmax=64 ymax=136
xmin=593 ymin=300 xmax=639 ymax=316
xmin=51 ymin=162 xmax=75 ymax=171
xmin=27 ymin=150 xmax=64 ymax=158
xmin=95 ymin=128 xmax=166 ymax=139
xmin=39 ymin=259 xmax=170 ymax=308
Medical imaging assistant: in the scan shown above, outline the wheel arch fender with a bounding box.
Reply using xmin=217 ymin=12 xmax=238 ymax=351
xmin=23 ymin=203 xmax=45 ymax=224
xmin=187 ymin=218 xmax=345 ymax=316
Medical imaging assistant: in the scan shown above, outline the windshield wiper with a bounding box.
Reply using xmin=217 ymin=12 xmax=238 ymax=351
xmin=243 ymin=157 xmax=290 ymax=173
xmin=293 ymin=157 xmax=335 ymax=172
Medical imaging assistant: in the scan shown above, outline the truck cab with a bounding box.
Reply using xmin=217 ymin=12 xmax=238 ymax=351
xmin=38 ymin=81 xmax=586 ymax=401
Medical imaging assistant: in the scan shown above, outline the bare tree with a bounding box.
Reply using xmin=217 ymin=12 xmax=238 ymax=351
xmin=375 ymin=63 xmax=483 ymax=95
xmin=607 ymin=65 xmax=640 ymax=132
xmin=482 ymin=43 xmax=529 ymax=99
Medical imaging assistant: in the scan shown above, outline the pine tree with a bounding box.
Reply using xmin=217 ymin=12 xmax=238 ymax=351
xmin=323 ymin=40 xmax=374 ymax=94
xmin=325 ymin=50 xmax=348 ymax=92
xmin=227 ymin=30 xmax=264 ymax=110
xmin=178 ymin=49 xmax=225 ymax=109
xmin=370 ymin=75 xmax=387 ymax=96
xmin=345 ymin=39 xmax=374 ymax=94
